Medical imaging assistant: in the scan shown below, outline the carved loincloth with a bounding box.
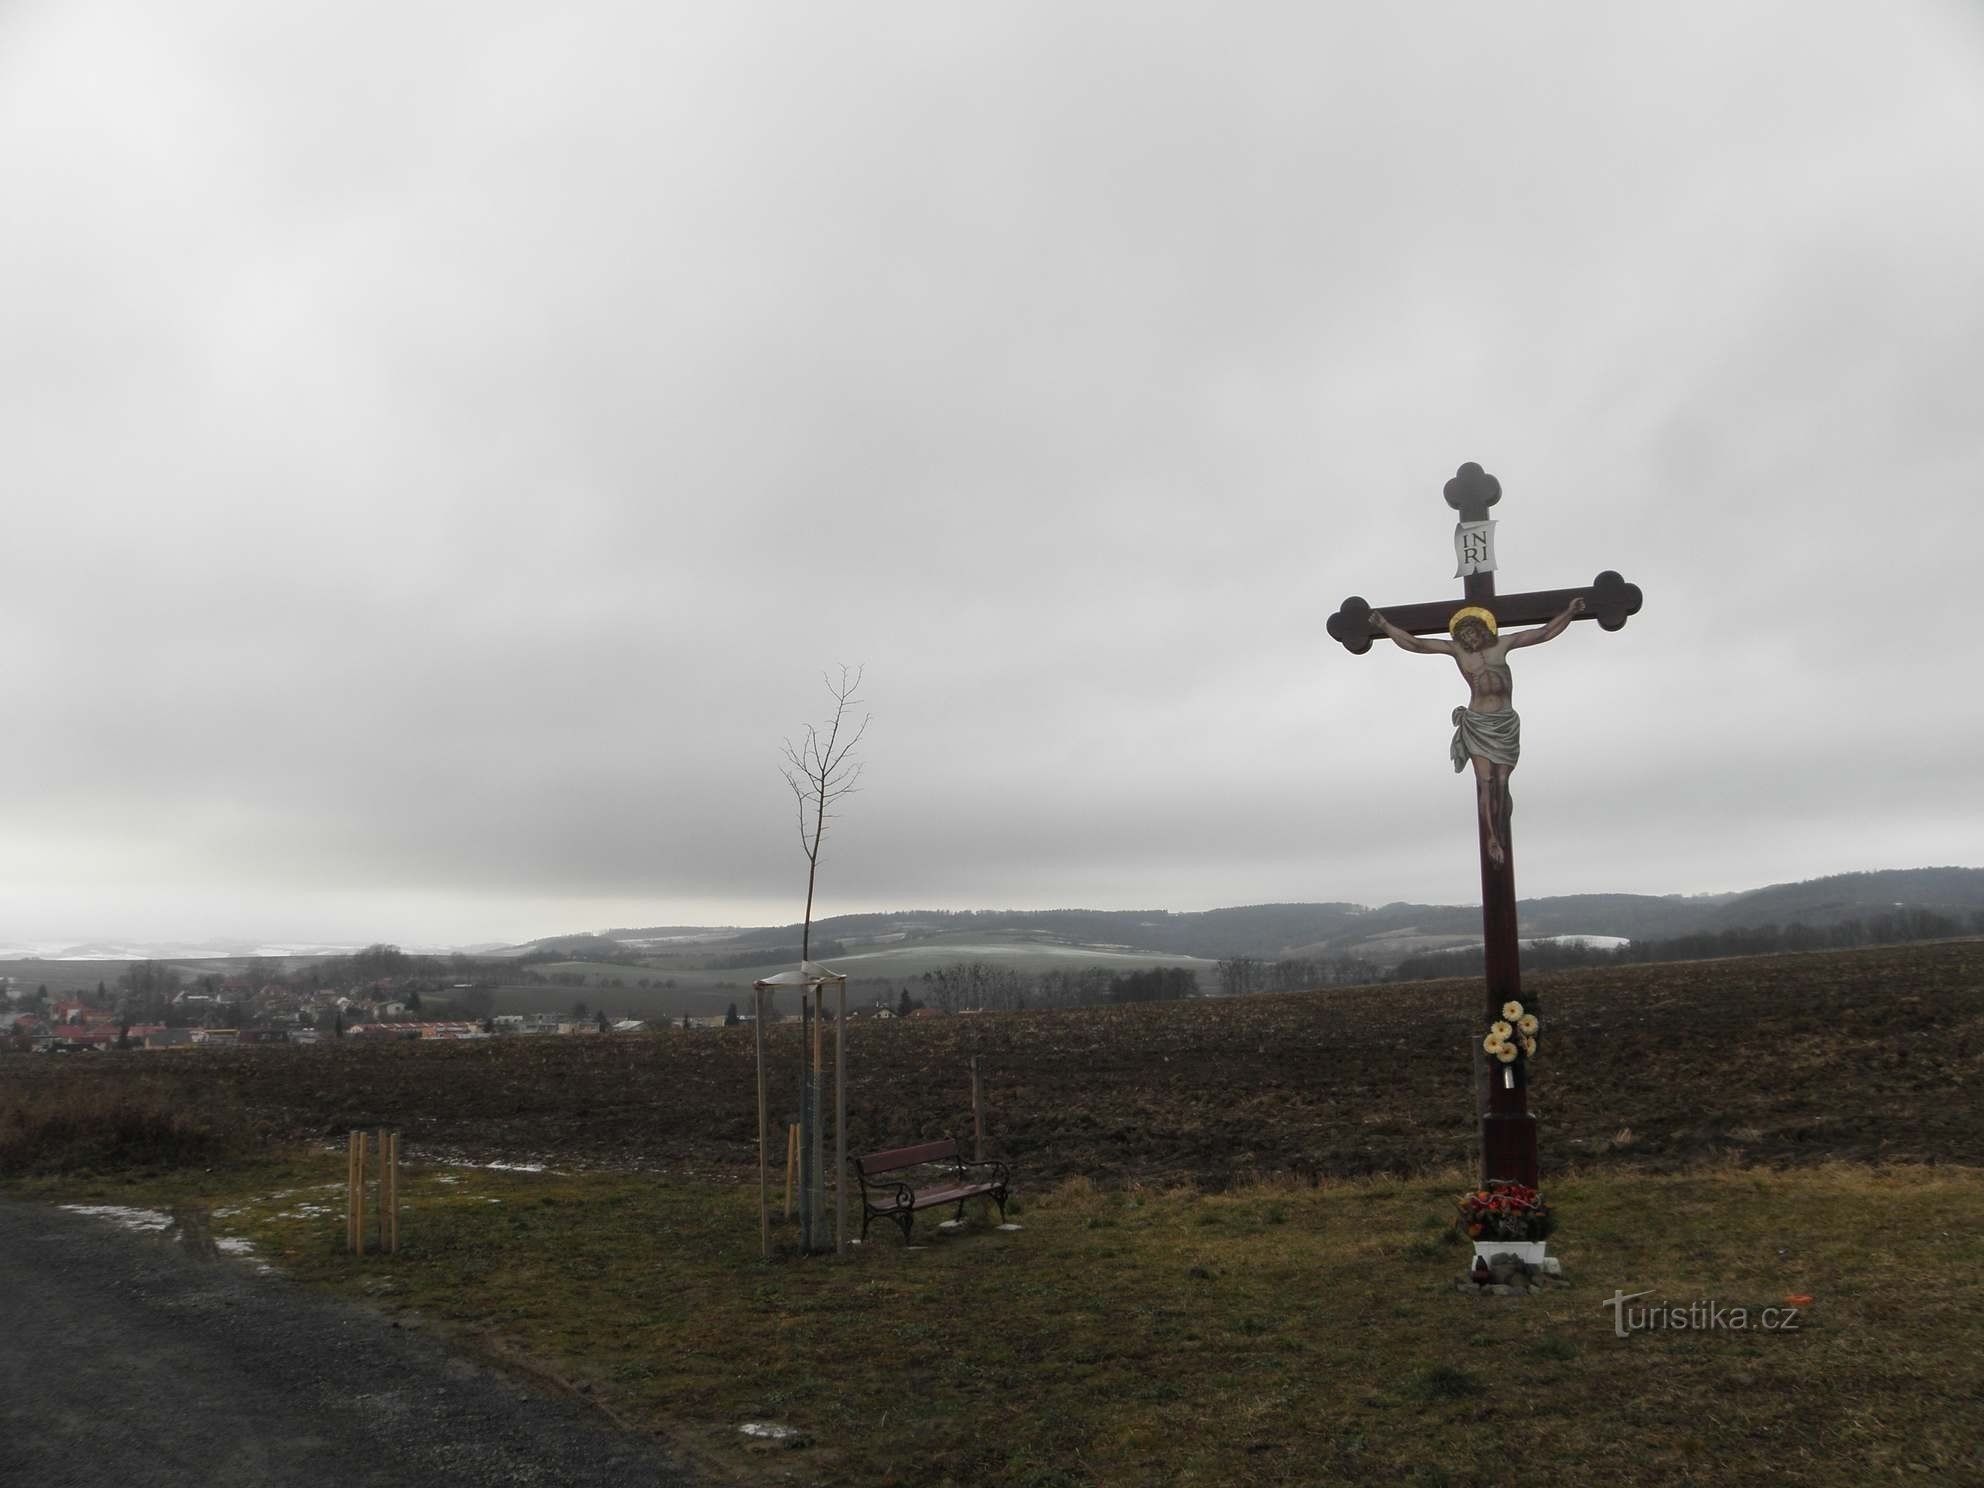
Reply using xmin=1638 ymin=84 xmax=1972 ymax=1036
xmin=1451 ymin=705 xmax=1520 ymax=772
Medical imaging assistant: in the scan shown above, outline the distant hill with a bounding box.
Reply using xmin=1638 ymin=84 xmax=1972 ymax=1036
xmin=1702 ymin=868 xmax=1984 ymax=931
xmin=535 ymin=867 xmax=1979 ymax=970
xmin=8 ymin=868 xmax=1975 ymax=993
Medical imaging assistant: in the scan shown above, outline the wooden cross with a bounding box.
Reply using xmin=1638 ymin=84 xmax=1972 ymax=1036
xmin=1326 ymin=462 xmax=1643 ymax=1188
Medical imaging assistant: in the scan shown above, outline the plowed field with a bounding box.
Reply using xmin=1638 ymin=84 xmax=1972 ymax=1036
xmin=8 ymin=941 xmax=1979 ymax=1186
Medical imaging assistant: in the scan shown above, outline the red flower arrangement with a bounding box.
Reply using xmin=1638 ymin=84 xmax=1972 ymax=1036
xmin=1455 ymin=1180 xmax=1556 ymax=1243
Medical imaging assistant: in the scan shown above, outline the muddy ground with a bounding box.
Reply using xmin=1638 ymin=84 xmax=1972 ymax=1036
xmin=7 ymin=941 xmax=1979 ymax=1187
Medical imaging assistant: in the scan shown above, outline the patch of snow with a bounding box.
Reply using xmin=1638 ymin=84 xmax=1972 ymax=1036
xmin=60 ymin=1204 xmax=173 ymax=1233
xmin=739 ymin=1423 xmax=801 ymax=1441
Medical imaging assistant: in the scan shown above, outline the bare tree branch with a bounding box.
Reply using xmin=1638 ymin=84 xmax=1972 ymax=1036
xmin=782 ymin=665 xmax=870 ymax=961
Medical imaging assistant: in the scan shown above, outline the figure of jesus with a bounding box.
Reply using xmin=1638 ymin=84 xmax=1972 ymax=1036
xmin=1366 ymin=597 xmax=1585 ymax=867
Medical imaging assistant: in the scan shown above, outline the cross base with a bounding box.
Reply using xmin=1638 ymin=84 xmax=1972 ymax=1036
xmin=1481 ymin=1111 xmax=1538 ymax=1190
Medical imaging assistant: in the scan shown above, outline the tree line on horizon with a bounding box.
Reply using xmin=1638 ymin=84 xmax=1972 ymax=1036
xmin=853 ymin=962 xmax=1202 ymax=1015
xmin=1383 ymin=906 xmax=1984 ymax=984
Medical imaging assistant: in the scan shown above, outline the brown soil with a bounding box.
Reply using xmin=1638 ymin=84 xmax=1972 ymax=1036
xmin=7 ymin=941 xmax=1979 ymax=1187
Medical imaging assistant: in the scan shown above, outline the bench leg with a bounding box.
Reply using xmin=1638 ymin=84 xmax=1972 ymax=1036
xmin=898 ymin=1210 xmax=914 ymax=1246
xmin=993 ymin=1189 xmax=1007 ymax=1226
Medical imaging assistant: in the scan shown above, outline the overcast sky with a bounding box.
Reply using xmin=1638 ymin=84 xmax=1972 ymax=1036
xmin=3 ymin=3 xmax=1980 ymax=949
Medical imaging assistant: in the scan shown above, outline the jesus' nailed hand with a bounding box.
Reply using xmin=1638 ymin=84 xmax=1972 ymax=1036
xmin=1365 ymin=596 xmax=1584 ymax=867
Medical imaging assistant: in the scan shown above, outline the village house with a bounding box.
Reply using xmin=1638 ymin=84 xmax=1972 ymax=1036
xmin=344 ymin=1023 xmax=419 ymax=1042
xmin=51 ymin=1000 xmax=113 ymax=1026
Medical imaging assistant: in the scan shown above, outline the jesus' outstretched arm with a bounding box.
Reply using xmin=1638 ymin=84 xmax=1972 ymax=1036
xmin=1368 ymin=610 xmax=1456 ymax=656
xmin=1499 ymin=596 xmax=1585 ymax=651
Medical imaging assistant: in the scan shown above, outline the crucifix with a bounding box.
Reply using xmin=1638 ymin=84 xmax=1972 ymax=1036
xmin=1326 ymin=462 xmax=1643 ymax=1188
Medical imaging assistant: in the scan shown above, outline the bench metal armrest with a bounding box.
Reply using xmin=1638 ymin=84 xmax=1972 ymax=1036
xmin=956 ymin=1158 xmax=1010 ymax=1187
xmin=854 ymin=1174 xmax=915 ymax=1211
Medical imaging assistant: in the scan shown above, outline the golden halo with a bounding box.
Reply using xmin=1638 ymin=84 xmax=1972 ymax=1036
xmin=1448 ymin=605 xmax=1498 ymax=637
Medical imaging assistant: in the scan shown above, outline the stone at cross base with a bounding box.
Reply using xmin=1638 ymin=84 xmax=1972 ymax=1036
xmin=1328 ymin=461 xmax=1643 ymax=1195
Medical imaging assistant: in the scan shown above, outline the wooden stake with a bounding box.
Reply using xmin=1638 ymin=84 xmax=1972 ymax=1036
xmin=971 ymin=1056 xmax=985 ymax=1161
xmin=798 ymin=998 xmax=811 ymax=1249
xmin=383 ymin=1130 xmax=399 ymax=1254
xmin=352 ymin=1131 xmax=367 ymax=1256
xmin=971 ymin=1056 xmax=987 ymax=1223
xmin=834 ymin=978 xmax=846 ymax=1257
xmin=346 ymin=1132 xmax=358 ymax=1253
xmin=808 ymin=987 xmax=825 ymax=1253
xmin=784 ymin=1123 xmax=798 ymax=1219
xmin=755 ymin=987 xmax=769 ymax=1261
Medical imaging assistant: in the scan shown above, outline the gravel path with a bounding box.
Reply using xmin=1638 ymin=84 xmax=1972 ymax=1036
xmin=0 ymin=1198 xmax=708 ymax=1487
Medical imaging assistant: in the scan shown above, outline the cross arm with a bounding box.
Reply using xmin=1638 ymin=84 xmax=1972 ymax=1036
xmin=1326 ymin=570 xmax=1642 ymax=655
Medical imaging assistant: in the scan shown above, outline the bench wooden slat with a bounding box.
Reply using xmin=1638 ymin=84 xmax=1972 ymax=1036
xmin=857 ymin=1138 xmax=959 ymax=1174
xmin=905 ymin=1182 xmax=997 ymax=1210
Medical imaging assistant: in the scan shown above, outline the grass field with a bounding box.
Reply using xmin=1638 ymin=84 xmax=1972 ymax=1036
xmin=0 ymin=957 xmax=133 ymax=997
xmin=12 ymin=1155 xmax=1980 ymax=1486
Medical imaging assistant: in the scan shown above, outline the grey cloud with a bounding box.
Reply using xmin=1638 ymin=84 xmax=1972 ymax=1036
xmin=2 ymin=3 xmax=1980 ymax=944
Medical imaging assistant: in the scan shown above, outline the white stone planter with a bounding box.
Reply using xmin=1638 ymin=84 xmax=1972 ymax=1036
xmin=1473 ymin=1239 xmax=1548 ymax=1266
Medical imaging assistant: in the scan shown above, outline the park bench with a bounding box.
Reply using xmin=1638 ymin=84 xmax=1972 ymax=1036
xmin=852 ymin=1137 xmax=1010 ymax=1245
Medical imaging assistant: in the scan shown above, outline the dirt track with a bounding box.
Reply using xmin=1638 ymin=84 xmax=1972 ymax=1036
xmin=7 ymin=941 xmax=1980 ymax=1187
xmin=0 ymin=1198 xmax=703 ymax=1487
